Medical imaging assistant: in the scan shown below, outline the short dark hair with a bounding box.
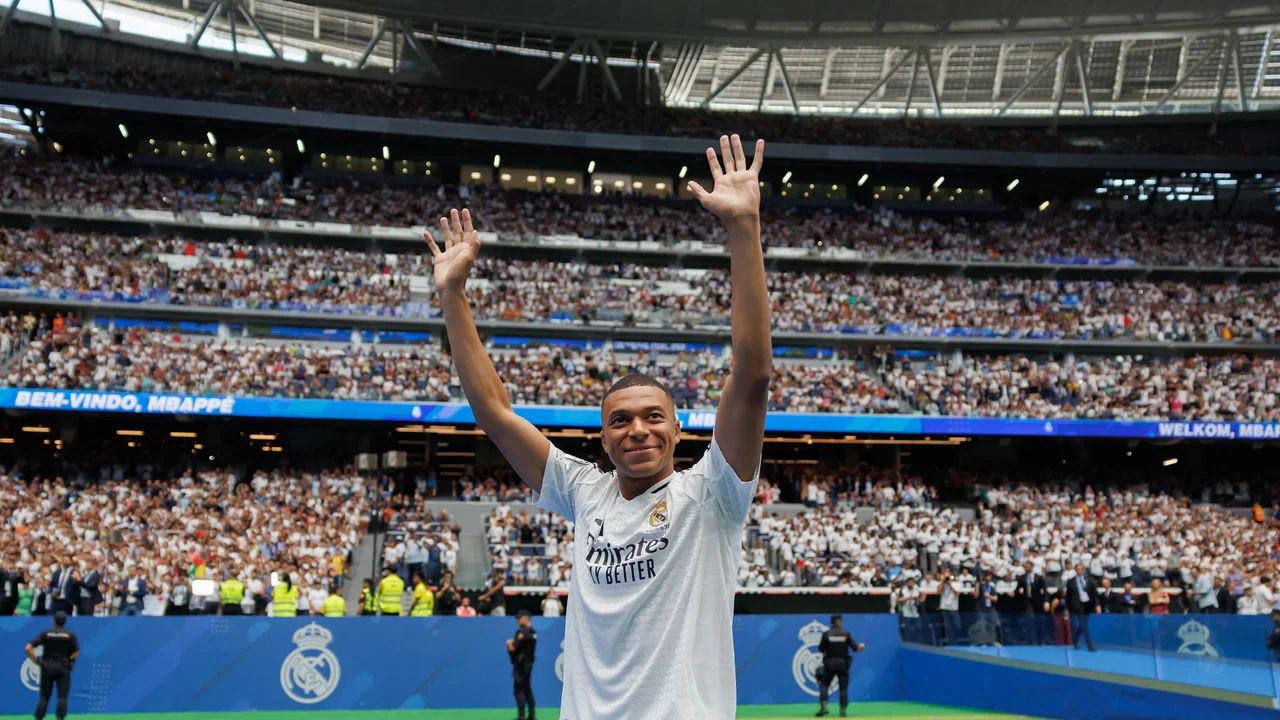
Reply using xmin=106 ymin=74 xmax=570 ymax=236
xmin=601 ymin=374 xmax=673 ymax=407
xmin=53 ymin=611 xmax=68 ymax=628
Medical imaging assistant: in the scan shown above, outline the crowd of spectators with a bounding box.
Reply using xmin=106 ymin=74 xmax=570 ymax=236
xmin=4 ymin=316 xmax=1279 ymax=421
xmin=2 ymin=225 xmax=1279 ymax=341
xmin=0 ymin=461 xmax=368 ymax=616
xmin=737 ymin=475 xmax=1280 ymax=607
xmin=473 ymin=458 xmax=1280 ymax=614
xmin=884 ymin=353 xmax=1280 ymax=422
xmin=485 ymin=504 xmax=575 ymax=590
xmin=4 ymin=153 xmax=1280 ymax=267
xmin=3 ymin=56 xmax=1265 ymax=156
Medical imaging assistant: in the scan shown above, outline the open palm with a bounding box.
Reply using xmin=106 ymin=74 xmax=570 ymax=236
xmin=687 ymin=134 xmax=764 ymax=223
xmin=424 ymin=208 xmax=481 ymax=293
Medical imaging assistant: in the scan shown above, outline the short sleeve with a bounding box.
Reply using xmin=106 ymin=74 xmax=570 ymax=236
xmin=29 ymin=632 xmax=44 ymax=648
xmin=533 ymin=444 xmax=604 ymax=521
xmin=691 ymin=439 xmax=759 ymax=527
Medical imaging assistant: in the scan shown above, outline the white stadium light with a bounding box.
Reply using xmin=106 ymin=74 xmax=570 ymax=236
xmin=587 ymin=160 xmax=596 ymax=174
xmin=1038 ymin=200 xmax=1050 ymax=211
xmin=857 ymin=174 xmax=869 ymax=187
xmin=678 ymin=165 xmax=687 ymax=179
xmin=117 ymin=124 xmax=129 ymax=139
xmin=1163 ymin=458 xmax=1178 ymax=467
xmin=933 ymin=176 xmax=944 ymax=189
xmin=206 ymin=131 xmax=217 ymax=146
xmin=781 ymin=171 xmax=792 ymax=184
xmin=1007 ymin=179 xmax=1020 ymax=191
xmin=296 ymin=139 xmax=305 ymax=153
xmin=382 ymin=146 xmax=390 ymax=160
xmin=493 ymin=154 xmax=501 ymax=168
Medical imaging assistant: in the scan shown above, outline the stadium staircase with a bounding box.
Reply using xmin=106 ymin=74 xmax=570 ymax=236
xmin=0 ymin=334 xmax=29 ymax=375
xmin=417 ymin=500 xmax=493 ymax=588
xmin=868 ymin=358 xmax=923 ymax=414
xmin=343 ymin=533 xmax=379 ymax=609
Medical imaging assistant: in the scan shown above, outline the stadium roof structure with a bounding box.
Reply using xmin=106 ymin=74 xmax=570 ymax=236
xmin=6 ymin=0 xmax=1280 ymax=117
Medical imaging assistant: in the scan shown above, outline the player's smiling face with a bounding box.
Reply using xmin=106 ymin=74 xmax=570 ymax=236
xmin=601 ymin=386 xmax=681 ymax=486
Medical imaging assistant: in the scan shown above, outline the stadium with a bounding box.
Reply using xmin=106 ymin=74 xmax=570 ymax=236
xmin=2 ymin=0 xmax=1280 ymax=717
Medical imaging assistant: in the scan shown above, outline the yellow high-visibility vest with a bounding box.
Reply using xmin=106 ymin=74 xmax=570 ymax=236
xmin=272 ymin=584 xmax=298 ymax=617
xmin=410 ymin=583 xmax=434 ymax=617
xmin=378 ymin=574 xmax=405 ymax=615
xmin=322 ymin=594 xmax=346 ymax=618
xmin=220 ymin=579 xmax=245 ymax=606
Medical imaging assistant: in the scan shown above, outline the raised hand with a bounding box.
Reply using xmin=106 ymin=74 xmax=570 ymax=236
xmin=687 ymin=134 xmax=764 ymax=224
xmin=424 ymin=208 xmax=481 ymax=294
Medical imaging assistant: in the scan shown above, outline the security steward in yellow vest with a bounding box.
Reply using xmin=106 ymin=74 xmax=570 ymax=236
xmin=219 ymin=576 xmax=246 ymax=616
xmin=322 ymin=585 xmax=346 ymax=618
xmin=359 ymin=579 xmax=377 ymax=616
xmin=272 ymin=575 xmax=299 ymax=617
xmin=410 ymin=572 xmax=435 ymax=617
xmin=377 ymin=566 xmax=405 ymax=616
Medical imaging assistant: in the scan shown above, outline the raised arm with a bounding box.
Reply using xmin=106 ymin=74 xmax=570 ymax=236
xmin=687 ymin=135 xmax=772 ymax=482
xmin=425 ymin=208 xmax=550 ymax=492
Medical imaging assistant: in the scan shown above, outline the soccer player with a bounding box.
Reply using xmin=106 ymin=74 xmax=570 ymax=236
xmin=427 ymin=134 xmax=770 ymax=720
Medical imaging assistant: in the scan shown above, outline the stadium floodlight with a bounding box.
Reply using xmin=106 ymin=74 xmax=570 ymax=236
xmin=296 ymin=139 xmax=305 ymax=153
xmin=678 ymin=165 xmax=687 ymax=179
xmin=587 ymin=160 xmax=596 ymax=174
xmin=206 ymin=132 xmax=217 ymax=146
xmin=117 ymin=124 xmax=129 ymax=139
xmin=857 ymin=174 xmax=869 ymax=187
xmin=382 ymin=146 xmax=390 ymax=160
xmin=933 ymin=176 xmax=944 ymax=189
xmin=1007 ymin=179 xmax=1020 ymax=191
xmin=781 ymin=171 xmax=792 ymax=184
xmin=1163 ymin=458 xmax=1178 ymax=467
xmin=493 ymin=154 xmax=501 ymax=168
xmin=1038 ymin=200 xmax=1050 ymax=211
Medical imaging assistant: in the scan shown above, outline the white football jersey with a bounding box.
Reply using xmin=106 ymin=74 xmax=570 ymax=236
xmin=534 ymin=439 xmax=758 ymax=720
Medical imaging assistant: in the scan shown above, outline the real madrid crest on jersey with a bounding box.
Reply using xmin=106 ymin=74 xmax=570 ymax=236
xmin=649 ymin=500 xmax=669 ymax=528
xmin=792 ymin=620 xmax=839 ymax=697
xmin=280 ymin=623 xmax=341 ymax=704
xmin=19 ymin=647 xmax=41 ymax=692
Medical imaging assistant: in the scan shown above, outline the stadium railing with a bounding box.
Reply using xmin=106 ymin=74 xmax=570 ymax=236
xmin=905 ymin=611 xmax=1280 ymax=699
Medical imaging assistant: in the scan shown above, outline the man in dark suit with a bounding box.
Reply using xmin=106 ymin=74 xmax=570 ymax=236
xmin=48 ymin=557 xmax=76 ymax=616
xmin=1217 ymin=579 xmax=1238 ymax=615
xmin=1066 ymin=564 xmax=1100 ymax=652
xmin=76 ymin=555 xmax=102 ymax=617
xmin=121 ymin=567 xmax=148 ymax=616
xmin=1113 ymin=581 xmax=1141 ymax=614
xmin=1017 ymin=560 xmax=1048 ymax=644
xmin=1 ymin=552 xmax=23 ymax=616
xmin=1097 ymin=578 xmax=1115 ymax=613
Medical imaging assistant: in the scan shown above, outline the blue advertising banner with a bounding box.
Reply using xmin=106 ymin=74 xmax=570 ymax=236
xmin=0 ymin=615 xmax=901 ymax=714
xmin=2 ymin=387 xmax=1280 ymax=439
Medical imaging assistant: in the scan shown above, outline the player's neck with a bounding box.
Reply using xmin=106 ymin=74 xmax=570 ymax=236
xmin=615 ymin=465 xmax=673 ymax=501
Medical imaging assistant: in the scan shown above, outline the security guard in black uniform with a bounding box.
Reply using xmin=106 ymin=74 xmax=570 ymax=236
xmin=506 ymin=610 xmax=537 ymax=720
xmin=815 ymin=614 xmax=865 ymax=717
xmin=26 ymin=611 xmax=80 ymax=720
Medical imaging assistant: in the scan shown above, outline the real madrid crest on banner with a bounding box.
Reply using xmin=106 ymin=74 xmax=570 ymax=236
xmin=19 ymin=647 xmax=42 ymax=692
xmin=1175 ymin=619 xmax=1223 ymax=674
xmin=280 ymin=623 xmax=341 ymax=704
xmin=967 ymin=619 xmax=1001 ymax=647
xmin=792 ymin=620 xmax=839 ymax=697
